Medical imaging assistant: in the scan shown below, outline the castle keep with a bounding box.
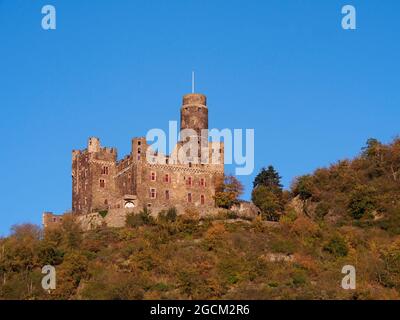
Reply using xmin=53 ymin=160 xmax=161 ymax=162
xmin=44 ymin=93 xmax=225 ymax=229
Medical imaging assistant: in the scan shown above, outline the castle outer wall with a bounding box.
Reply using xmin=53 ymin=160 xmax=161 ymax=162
xmin=44 ymin=93 xmax=226 ymax=229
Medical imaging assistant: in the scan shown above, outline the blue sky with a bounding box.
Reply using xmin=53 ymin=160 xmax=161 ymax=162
xmin=0 ymin=0 xmax=399 ymax=235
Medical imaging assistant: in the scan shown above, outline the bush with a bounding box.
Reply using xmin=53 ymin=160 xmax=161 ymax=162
xmin=158 ymin=207 xmax=177 ymax=223
xmin=348 ymin=185 xmax=376 ymax=220
xmin=166 ymin=207 xmax=177 ymax=222
xmin=292 ymin=175 xmax=314 ymax=201
xmin=323 ymin=236 xmax=348 ymax=257
xmin=126 ymin=206 xmax=154 ymax=228
xmin=226 ymin=211 xmax=239 ymax=219
xmin=99 ymin=210 xmax=108 ymax=218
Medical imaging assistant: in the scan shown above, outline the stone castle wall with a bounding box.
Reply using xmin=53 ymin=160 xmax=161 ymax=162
xmin=43 ymin=93 xmax=243 ymax=231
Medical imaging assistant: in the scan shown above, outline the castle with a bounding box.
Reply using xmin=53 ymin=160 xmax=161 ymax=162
xmin=43 ymin=93 xmax=226 ymax=229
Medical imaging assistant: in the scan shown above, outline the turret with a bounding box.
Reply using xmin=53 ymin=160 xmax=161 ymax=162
xmin=180 ymin=93 xmax=208 ymax=139
xmin=88 ymin=137 xmax=100 ymax=153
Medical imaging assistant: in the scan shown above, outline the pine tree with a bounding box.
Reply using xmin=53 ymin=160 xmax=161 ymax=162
xmin=253 ymin=165 xmax=283 ymax=193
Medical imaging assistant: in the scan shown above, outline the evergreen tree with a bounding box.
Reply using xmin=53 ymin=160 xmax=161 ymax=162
xmin=253 ymin=165 xmax=283 ymax=193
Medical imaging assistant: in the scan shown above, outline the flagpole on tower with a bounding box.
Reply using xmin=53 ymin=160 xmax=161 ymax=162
xmin=192 ymin=71 xmax=195 ymax=93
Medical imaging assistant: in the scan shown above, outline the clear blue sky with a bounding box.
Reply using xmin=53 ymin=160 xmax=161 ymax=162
xmin=0 ymin=0 xmax=399 ymax=235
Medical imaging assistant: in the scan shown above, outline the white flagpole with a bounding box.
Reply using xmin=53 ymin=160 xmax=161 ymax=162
xmin=192 ymin=71 xmax=195 ymax=93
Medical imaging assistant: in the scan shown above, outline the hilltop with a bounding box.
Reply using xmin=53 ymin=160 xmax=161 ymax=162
xmin=0 ymin=137 xmax=399 ymax=300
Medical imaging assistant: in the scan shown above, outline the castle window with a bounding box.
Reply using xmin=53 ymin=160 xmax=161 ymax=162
xmin=200 ymin=178 xmax=206 ymax=187
xmin=189 ymin=162 xmax=192 ymax=168
xmin=165 ymin=190 xmax=170 ymax=200
xmin=138 ymin=141 xmax=141 ymax=146
xmin=150 ymin=172 xmax=156 ymax=181
xmin=164 ymin=174 xmax=170 ymax=183
xmin=187 ymin=193 xmax=192 ymax=203
xmin=138 ymin=148 xmax=141 ymax=154
xmin=100 ymin=179 xmax=105 ymax=188
xmin=201 ymin=195 xmax=205 ymax=205
xmin=104 ymin=199 xmax=108 ymax=205
xmin=150 ymin=188 xmax=156 ymax=199
xmin=187 ymin=176 xmax=192 ymax=186
xmin=102 ymin=166 xmax=109 ymax=175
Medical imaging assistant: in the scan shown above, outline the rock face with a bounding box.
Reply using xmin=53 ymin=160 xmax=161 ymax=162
xmin=262 ymin=253 xmax=295 ymax=263
xmin=231 ymin=201 xmax=261 ymax=218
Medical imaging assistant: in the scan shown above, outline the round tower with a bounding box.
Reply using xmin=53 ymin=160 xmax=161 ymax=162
xmin=180 ymin=93 xmax=208 ymax=139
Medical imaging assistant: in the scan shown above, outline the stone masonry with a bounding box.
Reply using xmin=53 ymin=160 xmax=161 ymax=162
xmin=43 ymin=93 xmax=225 ymax=229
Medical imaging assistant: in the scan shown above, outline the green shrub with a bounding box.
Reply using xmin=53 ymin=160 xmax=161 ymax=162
xmin=270 ymin=239 xmax=295 ymax=254
xmin=323 ymin=236 xmax=348 ymax=257
xmin=292 ymin=175 xmax=314 ymax=201
xmin=348 ymin=185 xmax=376 ymax=220
xmin=99 ymin=210 xmax=108 ymax=218
xmin=126 ymin=206 xmax=154 ymax=228
xmin=166 ymin=207 xmax=177 ymax=221
xmin=226 ymin=210 xmax=239 ymax=219
xmin=291 ymin=270 xmax=307 ymax=287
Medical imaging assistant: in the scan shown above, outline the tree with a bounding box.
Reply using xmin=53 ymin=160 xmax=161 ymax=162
xmin=214 ymin=175 xmax=244 ymax=209
xmin=292 ymin=175 xmax=314 ymax=201
xmin=251 ymin=185 xmax=282 ymax=221
xmin=362 ymin=138 xmax=382 ymax=159
xmin=126 ymin=206 xmax=155 ymax=227
xmin=253 ymin=165 xmax=283 ymax=194
xmin=348 ymin=185 xmax=377 ymax=220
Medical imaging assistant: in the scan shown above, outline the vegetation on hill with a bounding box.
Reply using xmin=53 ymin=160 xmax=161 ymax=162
xmin=0 ymin=137 xmax=399 ymax=300
xmin=291 ymin=137 xmax=400 ymax=234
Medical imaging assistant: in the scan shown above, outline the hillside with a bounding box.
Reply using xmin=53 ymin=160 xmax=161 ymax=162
xmin=0 ymin=137 xmax=399 ymax=300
